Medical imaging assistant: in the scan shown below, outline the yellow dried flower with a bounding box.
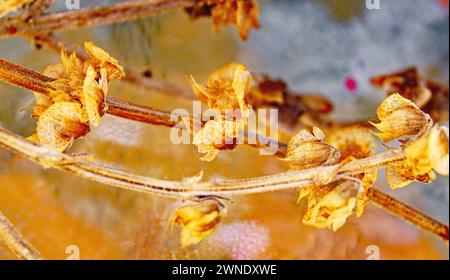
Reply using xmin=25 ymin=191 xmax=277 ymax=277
xmin=84 ymin=42 xmax=125 ymax=80
xmin=405 ymin=125 xmax=449 ymax=176
xmin=299 ymin=180 xmax=363 ymax=231
xmin=327 ymin=126 xmax=378 ymax=216
xmin=190 ymin=63 xmax=252 ymax=161
xmin=386 ymin=125 xmax=449 ymax=189
xmin=297 ymin=127 xmax=377 ymax=232
xmin=284 ymin=127 xmax=340 ymax=170
xmin=29 ymin=102 xmax=90 ymax=152
xmin=190 ymin=63 xmax=252 ymax=113
xmin=0 ymin=0 xmax=31 ymax=18
xmin=29 ymin=42 xmax=124 ymax=151
xmin=170 ymin=200 xmax=226 ymax=247
xmin=370 ymin=93 xmax=431 ymax=142
xmin=192 ymin=118 xmax=242 ymax=161
xmin=80 ymin=66 xmax=108 ymax=127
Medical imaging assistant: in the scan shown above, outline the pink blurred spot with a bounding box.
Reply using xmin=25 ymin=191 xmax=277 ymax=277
xmin=345 ymin=77 xmax=358 ymax=92
xmin=212 ymin=221 xmax=270 ymax=260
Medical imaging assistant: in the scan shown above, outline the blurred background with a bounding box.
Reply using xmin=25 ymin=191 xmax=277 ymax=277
xmin=0 ymin=0 xmax=448 ymax=259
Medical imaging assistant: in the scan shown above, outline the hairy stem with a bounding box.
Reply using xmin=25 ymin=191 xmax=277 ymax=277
xmin=0 ymin=125 xmax=403 ymax=198
xmin=369 ymin=189 xmax=449 ymax=242
xmin=0 ymin=211 xmax=43 ymax=260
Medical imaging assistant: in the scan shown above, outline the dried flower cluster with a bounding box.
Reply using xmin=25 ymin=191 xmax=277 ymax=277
xmin=28 ymin=42 xmax=125 ymax=152
xmin=291 ymin=93 xmax=448 ymax=231
xmin=169 ymin=82 xmax=448 ymax=240
xmin=185 ymin=0 xmax=260 ymax=40
xmin=288 ymin=126 xmax=377 ymax=230
xmin=189 ymin=62 xmax=252 ymax=161
xmin=369 ymin=93 xmax=448 ymax=189
xmin=187 ymin=63 xmax=335 ymax=161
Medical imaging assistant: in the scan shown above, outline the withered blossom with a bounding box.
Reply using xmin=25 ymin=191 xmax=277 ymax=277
xmin=0 ymin=0 xmax=31 ymax=18
xmin=327 ymin=126 xmax=378 ymax=216
xmin=28 ymin=42 xmax=125 ymax=152
xmin=247 ymin=75 xmax=333 ymax=127
xmin=405 ymin=125 xmax=449 ymax=177
xmin=192 ymin=118 xmax=243 ymax=161
xmin=283 ymin=127 xmax=339 ymax=170
xmin=170 ymin=200 xmax=226 ymax=247
xmin=387 ymin=125 xmax=449 ymax=189
xmin=190 ymin=62 xmax=252 ymax=113
xmin=370 ymin=93 xmax=431 ymax=143
xmin=422 ymin=80 xmax=449 ymax=123
xmin=246 ymin=75 xmax=286 ymax=108
xmin=189 ymin=63 xmax=252 ymax=161
xmin=34 ymin=102 xmax=90 ymax=152
xmin=370 ymin=67 xmax=432 ymax=108
xmin=299 ymin=180 xmax=363 ymax=231
xmin=185 ymin=0 xmax=260 ymax=40
xmin=297 ymin=126 xmax=377 ymax=231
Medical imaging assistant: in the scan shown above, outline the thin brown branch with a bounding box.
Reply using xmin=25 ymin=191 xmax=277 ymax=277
xmin=0 ymin=57 xmax=181 ymax=125
xmin=369 ymin=189 xmax=449 ymax=242
xmin=0 ymin=0 xmax=197 ymax=38
xmin=106 ymin=97 xmax=179 ymax=128
xmin=0 ymin=211 xmax=43 ymax=260
xmin=0 ymin=57 xmax=52 ymax=93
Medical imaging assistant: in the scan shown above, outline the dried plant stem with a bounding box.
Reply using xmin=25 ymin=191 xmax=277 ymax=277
xmin=0 ymin=0 xmax=197 ymax=38
xmin=369 ymin=189 xmax=449 ymax=242
xmin=0 ymin=58 xmax=448 ymax=242
xmin=0 ymin=211 xmax=43 ymax=260
xmin=1 ymin=123 xmax=448 ymax=242
xmin=0 ymin=57 xmax=185 ymax=122
xmin=0 ymin=57 xmax=53 ymax=93
xmin=0 ymin=125 xmax=403 ymax=198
